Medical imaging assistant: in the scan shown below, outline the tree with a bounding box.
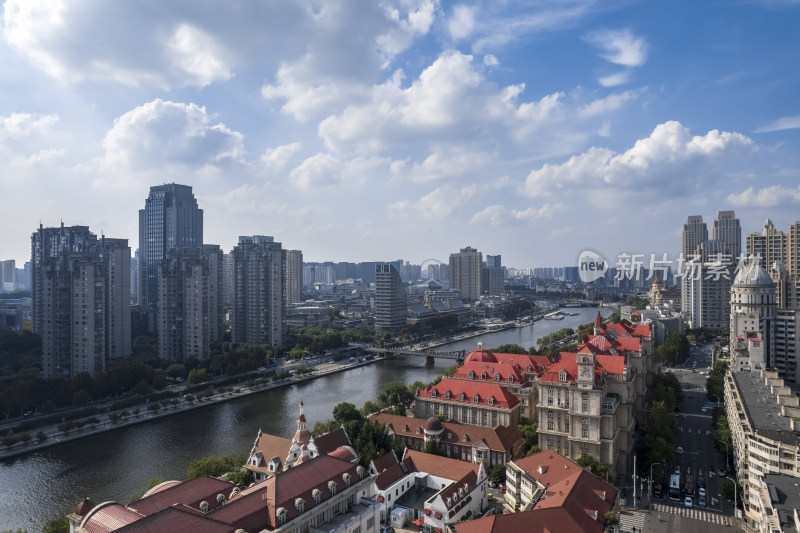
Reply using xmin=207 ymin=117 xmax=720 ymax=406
xmin=722 ymin=477 xmax=741 ymax=505
xmin=576 ymin=454 xmax=608 ymax=479
xmin=488 ymin=464 xmax=506 ymax=485
xmin=57 ymin=420 xmax=75 ymax=434
xmin=72 ymin=389 xmax=90 ymax=407
xmin=42 ymin=516 xmax=68 ymax=533
xmin=187 ymin=368 xmax=210 ymax=384
xmin=377 ymin=382 xmax=415 ymax=415
xmin=151 ymin=370 xmax=167 ymax=390
xmin=40 ymin=400 xmax=56 ymax=414
xmin=490 ymin=344 xmax=528 ymax=354
xmin=332 ymin=402 xmax=362 ymax=425
xmin=132 ymin=379 xmax=150 ymax=396
xmin=407 ymin=381 xmax=427 ymax=396
xmin=360 ymin=401 xmax=381 ymax=417
xmin=604 ymin=511 xmax=619 ymax=527
xmin=187 ymin=453 xmax=249 ymax=480
xmin=518 ymin=420 xmax=539 ymax=452
xmin=165 ymin=363 xmax=187 ymax=380
xmin=424 ymin=438 xmax=445 ymax=456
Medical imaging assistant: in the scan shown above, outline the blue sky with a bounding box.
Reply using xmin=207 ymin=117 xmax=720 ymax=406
xmin=0 ymin=0 xmax=798 ymax=269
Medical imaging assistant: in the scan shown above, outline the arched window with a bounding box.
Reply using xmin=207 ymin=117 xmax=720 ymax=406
xmin=481 ymin=372 xmax=487 ymax=379
xmin=495 ymin=375 xmax=501 ymax=382
xmin=313 ymin=489 xmax=321 ymax=504
xmin=488 ymin=396 xmax=494 ymax=405
xmin=357 ymin=466 xmax=366 ymax=480
xmin=328 ymin=480 xmax=338 ymax=496
xmin=295 ymin=497 xmax=305 ymax=514
xmin=508 ymin=376 xmax=515 ymax=383
xmin=458 ymin=392 xmax=465 ymax=401
xmin=445 ymin=391 xmax=451 ymax=399
xmin=343 ymin=473 xmax=351 ymax=488
xmin=469 ymin=371 xmax=475 ymax=379
xmin=277 ymin=507 xmax=287 ymax=525
xmin=472 ymin=394 xmax=479 ymax=403
xmin=431 ymin=389 xmax=437 ymax=398
xmin=526 ymin=365 xmax=532 ymax=372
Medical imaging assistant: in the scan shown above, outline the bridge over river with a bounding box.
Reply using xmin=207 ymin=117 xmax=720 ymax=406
xmin=363 ymin=346 xmax=468 ymax=364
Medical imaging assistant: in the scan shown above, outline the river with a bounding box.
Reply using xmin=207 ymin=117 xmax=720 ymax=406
xmin=0 ymin=307 xmax=609 ymax=532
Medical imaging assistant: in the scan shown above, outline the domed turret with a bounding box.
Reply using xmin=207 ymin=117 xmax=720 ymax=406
xmin=75 ymin=497 xmax=96 ymax=517
xmin=465 ymin=342 xmax=497 ymax=363
xmin=425 ymin=416 xmax=443 ymax=432
xmin=733 ymin=256 xmax=774 ymax=287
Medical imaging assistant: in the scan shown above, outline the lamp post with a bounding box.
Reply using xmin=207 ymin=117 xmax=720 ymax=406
xmin=718 ymin=439 xmax=729 ymax=472
xmin=724 ymin=476 xmax=738 ymax=519
xmin=649 ymin=462 xmax=663 ymax=505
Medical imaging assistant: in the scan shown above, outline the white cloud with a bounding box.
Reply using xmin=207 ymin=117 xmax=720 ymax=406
xmin=260 ymin=143 xmax=302 ymax=174
xmin=389 ymin=184 xmax=477 ymax=219
xmin=584 ymin=29 xmax=648 ymax=67
xmin=290 ymin=153 xmax=342 ymax=189
xmin=470 ymin=203 xmax=559 ymax=226
xmin=578 ymin=90 xmax=638 ymax=118
xmin=391 ymin=145 xmax=492 ymax=183
xmin=727 ymin=185 xmax=800 ymax=207
xmin=524 ymin=121 xmax=753 ymax=198
xmin=166 ymin=23 xmax=233 ymax=86
xmin=0 ymin=112 xmax=59 ymax=140
xmin=102 ymin=99 xmax=244 ymax=170
xmin=754 ymin=115 xmax=800 ymax=133
xmin=483 ymin=54 xmax=499 ymax=66
xmin=448 ymin=5 xmax=477 ymax=40
xmin=598 ymin=72 xmax=630 ymax=87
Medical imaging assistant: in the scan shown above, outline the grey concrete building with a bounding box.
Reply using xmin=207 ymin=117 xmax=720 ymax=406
xmin=375 ymin=263 xmax=406 ymax=332
xmin=232 ymin=235 xmax=284 ymax=346
xmin=449 ymin=246 xmax=482 ymax=301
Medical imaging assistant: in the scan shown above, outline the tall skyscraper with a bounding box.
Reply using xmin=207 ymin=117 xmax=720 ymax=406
xmin=222 ymin=252 xmax=234 ymax=306
xmin=232 ymin=236 xmax=284 ymax=346
xmin=711 ymin=210 xmax=742 ymax=259
xmin=138 ymin=184 xmax=203 ymax=329
xmin=481 ymin=255 xmax=504 ymax=295
xmin=0 ymin=259 xmax=16 ymax=292
xmin=682 ymin=215 xmax=708 ymax=260
xmin=32 ymin=224 xmax=130 ymax=377
xmin=449 ymin=246 xmax=482 ymax=300
xmin=375 ymin=263 xmax=407 ymax=332
xmin=157 ymin=246 xmax=222 ymax=361
xmin=283 ymin=249 xmax=303 ymax=305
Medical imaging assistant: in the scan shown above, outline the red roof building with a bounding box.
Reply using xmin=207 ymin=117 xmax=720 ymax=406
xmin=414 ymin=378 xmax=521 ymax=427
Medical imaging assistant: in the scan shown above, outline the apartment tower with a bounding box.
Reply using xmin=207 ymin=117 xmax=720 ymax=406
xmin=232 ymin=236 xmax=284 ymax=346
xmin=449 ymin=246 xmax=482 ymax=301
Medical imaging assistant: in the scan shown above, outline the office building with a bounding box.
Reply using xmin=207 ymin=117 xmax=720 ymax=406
xmin=0 ymin=259 xmax=16 ymax=292
xmin=222 ymin=252 xmax=233 ymax=306
xmin=374 ymin=263 xmax=407 ymax=332
xmin=232 ymin=236 xmax=284 ymax=346
xmin=450 ymin=247 xmax=482 ymax=301
xmin=130 ymin=250 xmax=138 ymax=305
xmin=32 ymin=224 xmax=130 ymax=377
xmin=138 ymin=184 xmax=203 ymax=329
xmin=283 ymin=249 xmax=303 ymax=305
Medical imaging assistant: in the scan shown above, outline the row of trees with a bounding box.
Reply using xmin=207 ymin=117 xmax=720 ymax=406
xmin=654 ymin=331 xmax=690 ymax=366
xmin=639 ymin=373 xmax=683 ymax=484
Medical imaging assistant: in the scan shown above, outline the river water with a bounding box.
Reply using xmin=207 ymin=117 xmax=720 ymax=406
xmin=0 ymin=307 xmax=609 ymax=532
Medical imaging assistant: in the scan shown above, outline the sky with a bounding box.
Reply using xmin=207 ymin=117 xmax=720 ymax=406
xmin=0 ymin=0 xmax=799 ymax=270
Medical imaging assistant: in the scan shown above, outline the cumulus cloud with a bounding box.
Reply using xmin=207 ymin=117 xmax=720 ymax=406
xmin=578 ymin=90 xmax=638 ymax=118
xmin=524 ymin=121 xmax=753 ymax=198
xmin=166 ymin=23 xmax=233 ymax=86
xmin=261 ymin=143 xmax=302 ymax=174
xmin=102 ymin=99 xmax=244 ymax=170
xmin=448 ymin=4 xmax=477 ymax=40
xmin=290 ymin=153 xmax=389 ymax=189
xmin=727 ymin=185 xmax=800 ymax=207
xmin=262 ymin=0 xmax=436 ymax=120
xmin=483 ymin=54 xmax=499 ymax=66
xmin=389 ymin=184 xmax=477 ymax=219
xmin=391 ymin=145 xmax=492 ymax=183
xmin=0 ymin=112 xmax=59 ymax=140
xmin=319 ymin=50 xmax=566 ymax=153
xmin=584 ymin=29 xmax=648 ymax=67
xmin=754 ymin=115 xmax=800 ymax=133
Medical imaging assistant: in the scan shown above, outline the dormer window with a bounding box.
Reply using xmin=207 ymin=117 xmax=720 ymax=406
xmin=313 ymin=489 xmax=321 ymax=504
xmin=277 ymin=507 xmax=287 ymax=525
xmin=445 ymin=391 xmax=451 ymax=399
xmin=357 ymin=466 xmax=366 ymax=479
xmin=469 ymin=371 xmax=475 ymax=379
xmin=488 ymin=396 xmax=494 ymax=405
xmin=481 ymin=372 xmax=487 ymax=379
xmin=495 ymin=375 xmax=501 ymax=382
xmin=446 ymin=497 xmax=451 ymax=506
xmin=508 ymin=376 xmax=515 ymax=383
xmin=472 ymin=394 xmax=479 ymax=403
xmin=295 ymin=497 xmax=305 ymax=514
xmin=328 ymin=480 xmax=337 ymax=496
xmin=343 ymin=473 xmax=351 ymax=487
xmin=431 ymin=389 xmax=437 ymax=398
xmin=458 ymin=392 xmax=465 ymax=401
xmin=526 ymin=365 xmax=532 ymax=372
xmin=559 ymin=370 xmax=567 ymax=382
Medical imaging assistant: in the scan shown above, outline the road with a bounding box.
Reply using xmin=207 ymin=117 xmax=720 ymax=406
xmin=643 ymin=340 xmax=742 ymax=531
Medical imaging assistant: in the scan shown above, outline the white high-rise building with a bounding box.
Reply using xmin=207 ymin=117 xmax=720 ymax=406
xmin=283 ymin=249 xmax=303 ymax=305
xmin=449 ymin=246 xmax=482 ymax=301
xmin=232 ymin=236 xmax=284 ymax=346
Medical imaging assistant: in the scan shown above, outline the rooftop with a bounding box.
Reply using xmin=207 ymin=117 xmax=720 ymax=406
xmin=731 ymin=372 xmax=800 ymax=447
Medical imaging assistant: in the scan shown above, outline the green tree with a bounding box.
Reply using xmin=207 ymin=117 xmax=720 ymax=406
xmin=151 ymin=370 xmax=167 ymax=390
xmin=518 ymin=420 xmax=539 ymax=453
xmin=72 ymin=389 xmax=90 ymax=407
xmin=132 ymin=379 xmax=150 ymax=396
xmin=57 ymin=420 xmax=74 ymax=434
xmin=332 ymin=402 xmax=362 ymax=425
xmin=377 ymin=381 xmax=415 ymax=415
xmin=604 ymin=511 xmax=620 ymax=527
xmin=722 ymin=477 xmax=741 ymax=505
xmin=187 ymin=453 xmax=249 ymax=480
xmin=490 ymin=344 xmax=528 ymax=354
xmin=360 ymin=401 xmax=381 ymax=417
xmin=165 ymin=363 xmax=187 ymax=380
xmin=225 ymin=467 xmax=254 ymax=487
xmin=408 ymin=381 xmax=427 ymax=396
xmin=40 ymin=400 xmax=56 ymax=414
xmin=576 ymin=454 xmax=608 ymax=480
xmin=187 ymin=368 xmax=210 ymax=384
xmin=488 ymin=464 xmax=506 ymax=485
xmin=42 ymin=516 xmax=68 ymax=533
xmin=424 ymin=438 xmax=445 ymax=456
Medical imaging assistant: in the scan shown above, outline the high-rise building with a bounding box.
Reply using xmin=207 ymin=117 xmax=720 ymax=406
xmin=449 ymin=246 xmax=482 ymax=300
xmin=157 ymin=246 xmax=222 ymax=361
xmin=32 ymin=224 xmax=130 ymax=377
xmin=711 ymin=210 xmax=741 ymax=259
xmin=130 ymin=250 xmax=139 ymax=305
xmin=729 ymin=257 xmax=775 ymax=370
xmin=486 ymin=255 xmax=501 ymax=268
xmin=481 ymin=255 xmax=504 ymax=296
xmin=283 ymin=250 xmax=303 ymax=305
xmin=222 ymin=252 xmax=233 ymax=307
xmin=232 ymin=236 xmax=284 ymax=346
xmin=138 ymin=184 xmax=203 ymax=329
xmin=0 ymin=259 xmax=16 ymax=292
xmin=375 ymin=263 xmax=407 ymax=332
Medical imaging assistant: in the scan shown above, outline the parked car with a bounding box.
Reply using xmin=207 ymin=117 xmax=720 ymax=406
xmin=677 ymin=447 xmax=684 ymax=454
xmin=719 ymin=467 xmax=727 ymax=476
xmin=684 ymin=496 xmax=693 ymax=508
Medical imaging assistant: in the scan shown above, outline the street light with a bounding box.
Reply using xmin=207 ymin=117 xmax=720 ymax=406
xmin=724 ymin=476 xmax=738 ymax=519
xmin=718 ymin=439 xmax=730 ymax=472
xmin=649 ymin=462 xmax=663 ymax=504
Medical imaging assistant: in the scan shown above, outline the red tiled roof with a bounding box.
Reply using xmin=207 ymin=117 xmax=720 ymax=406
xmin=595 ymin=355 xmax=624 ymax=376
xmin=82 ymin=503 xmax=144 ymax=533
xmin=452 ymin=507 xmax=604 ymax=533
xmin=418 ymin=378 xmax=520 ymax=408
xmin=369 ymin=413 xmax=525 ymax=456
xmin=112 ymin=506 xmax=236 ymax=533
xmin=403 ymin=449 xmax=480 ymax=481
xmin=594 ymin=311 xmax=603 ymax=330
xmin=371 ymin=450 xmax=400 ymax=474
xmin=454 ymin=360 xmax=530 ymax=386
xmin=129 ymin=477 xmax=234 ymax=517
xmin=539 ymin=353 xmax=578 ymax=383
xmin=376 ymin=462 xmax=409 ymax=490
xmin=314 ymin=427 xmax=351 ymax=455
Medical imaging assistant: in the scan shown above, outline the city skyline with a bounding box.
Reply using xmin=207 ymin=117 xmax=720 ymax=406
xmin=0 ymin=1 xmax=798 ymax=266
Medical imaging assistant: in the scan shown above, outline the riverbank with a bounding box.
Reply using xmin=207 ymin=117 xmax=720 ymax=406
xmin=0 ymin=357 xmax=384 ymax=462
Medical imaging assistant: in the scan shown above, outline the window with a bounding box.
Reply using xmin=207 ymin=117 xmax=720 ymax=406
xmin=431 ymin=389 xmax=437 ymax=398
xmin=469 ymin=371 xmax=475 ymax=379
xmin=296 ymin=497 xmax=305 ymax=514
xmin=277 ymin=508 xmax=287 ymax=525
xmin=559 ymin=370 xmax=567 ymax=382
xmin=445 ymin=391 xmax=451 ymax=399
xmin=313 ymin=489 xmax=321 ymax=504
xmin=495 ymin=375 xmax=501 ymax=382
xmin=459 ymin=392 xmax=465 ymax=401
xmin=328 ymin=480 xmax=338 ymax=496
xmin=473 ymin=394 xmax=479 ymax=403
xmin=488 ymin=396 xmax=494 ymax=405
xmin=508 ymin=376 xmax=515 ymax=383
xmin=343 ymin=473 xmax=351 ymax=487
xmin=582 ymin=418 xmax=589 ymax=439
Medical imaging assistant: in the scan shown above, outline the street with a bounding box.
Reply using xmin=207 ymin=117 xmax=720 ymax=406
xmin=638 ymin=340 xmax=742 ymax=532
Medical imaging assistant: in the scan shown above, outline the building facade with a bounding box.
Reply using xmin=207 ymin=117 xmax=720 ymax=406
xmin=415 ymin=378 xmax=521 ymax=428
xmin=375 ymin=263 xmax=407 ymax=332
xmin=231 ymin=235 xmax=284 ymax=346
xmin=138 ymin=183 xmax=203 ymax=330
xmin=449 ymin=247 xmax=482 ymax=301
xmin=32 ymin=224 xmax=130 ymax=377
xmin=283 ymin=249 xmax=303 ymax=305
